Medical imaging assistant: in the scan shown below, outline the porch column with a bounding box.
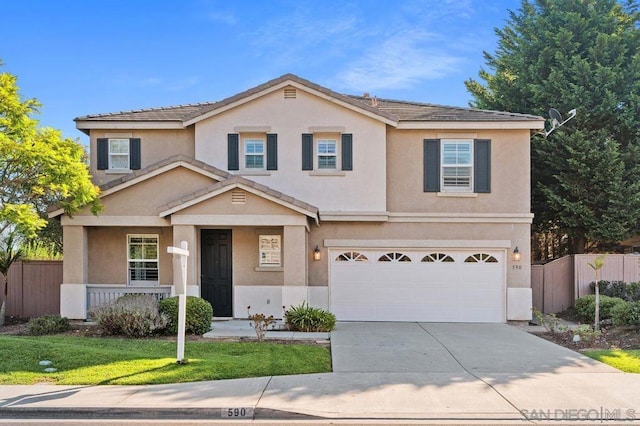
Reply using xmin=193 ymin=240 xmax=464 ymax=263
xmin=282 ymin=225 xmax=308 ymax=309
xmin=60 ymin=225 xmax=88 ymax=319
xmin=172 ymin=225 xmax=198 ymax=296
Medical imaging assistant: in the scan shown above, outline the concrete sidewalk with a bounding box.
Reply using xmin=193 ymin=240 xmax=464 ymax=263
xmin=1 ymin=323 xmax=639 ymax=422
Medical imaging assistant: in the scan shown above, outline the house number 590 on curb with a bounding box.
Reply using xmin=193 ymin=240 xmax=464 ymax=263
xmin=222 ymin=407 xmax=253 ymax=418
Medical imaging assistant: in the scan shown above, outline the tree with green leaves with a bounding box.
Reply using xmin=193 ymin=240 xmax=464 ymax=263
xmin=0 ymin=62 xmax=101 ymax=324
xmin=466 ymin=0 xmax=640 ymax=256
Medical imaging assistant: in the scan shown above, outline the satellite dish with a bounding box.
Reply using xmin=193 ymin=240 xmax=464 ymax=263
xmin=549 ymin=108 xmax=563 ymax=126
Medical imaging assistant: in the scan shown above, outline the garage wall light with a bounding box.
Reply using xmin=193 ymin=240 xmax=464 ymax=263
xmin=513 ymin=247 xmax=521 ymax=262
xmin=313 ymin=246 xmax=321 ymax=261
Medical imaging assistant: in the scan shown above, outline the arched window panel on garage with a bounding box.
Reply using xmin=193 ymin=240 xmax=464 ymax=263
xmin=378 ymin=252 xmax=412 ymax=262
xmin=421 ymin=253 xmax=455 ymax=263
xmin=464 ymin=253 xmax=498 ymax=263
xmin=336 ymin=252 xmax=368 ymax=262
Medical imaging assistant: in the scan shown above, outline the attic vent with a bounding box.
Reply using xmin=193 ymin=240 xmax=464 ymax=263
xmin=284 ymin=88 xmax=297 ymax=99
xmin=231 ymin=190 xmax=246 ymax=204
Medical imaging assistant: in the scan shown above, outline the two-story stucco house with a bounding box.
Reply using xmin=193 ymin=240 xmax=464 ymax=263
xmin=52 ymin=74 xmax=544 ymax=322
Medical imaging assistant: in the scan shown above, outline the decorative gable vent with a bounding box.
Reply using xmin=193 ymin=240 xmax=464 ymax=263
xmin=231 ymin=190 xmax=246 ymax=204
xmin=284 ymin=88 xmax=297 ymax=99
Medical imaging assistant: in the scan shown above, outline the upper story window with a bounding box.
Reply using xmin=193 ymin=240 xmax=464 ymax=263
xmin=109 ymin=139 xmax=130 ymax=170
xmin=244 ymin=139 xmax=265 ymax=169
xmin=96 ymin=138 xmax=141 ymax=172
xmin=424 ymin=138 xmax=491 ymax=194
xmin=127 ymin=234 xmax=159 ymax=286
xmin=228 ymin=133 xmax=277 ymax=172
xmin=442 ymin=140 xmax=472 ymax=192
xmin=317 ymin=139 xmax=337 ymax=169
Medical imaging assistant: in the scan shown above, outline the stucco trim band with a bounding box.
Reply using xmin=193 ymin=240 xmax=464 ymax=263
xmin=324 ymin=239 xmax=512 ymax=249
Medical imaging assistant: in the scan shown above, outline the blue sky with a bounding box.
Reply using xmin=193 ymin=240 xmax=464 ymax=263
xmin=1 ymin=0 xmax=522 ymax=143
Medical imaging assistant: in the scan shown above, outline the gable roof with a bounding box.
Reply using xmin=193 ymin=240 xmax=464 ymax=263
xmin=48 ymin=155 xmax=231 ymax=218
xmin=158 ymin=174 xmax=319 ymax=223
xmin=75 ymin=74 xmax=543 ymax=133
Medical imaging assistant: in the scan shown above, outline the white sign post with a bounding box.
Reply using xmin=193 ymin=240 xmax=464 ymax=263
xmin=167 ymin=241 xmax=189 ymax=364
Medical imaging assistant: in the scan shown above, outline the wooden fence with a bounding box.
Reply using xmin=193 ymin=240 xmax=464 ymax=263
xmin=532 ymin=254 xmax=640 ymax=313
xmin=1 ymin=260 xmax=62 ymax=318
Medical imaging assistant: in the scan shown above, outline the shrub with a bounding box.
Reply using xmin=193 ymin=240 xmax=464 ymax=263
xmin=248 ymin=312 xmax=275 ymax=342
xmin=590 ymin=280 xmax=640 ymax=302
xmin=285 ymin=302 xmax=336 ymax=332
xmin=574 ymin=295 xmax=627 ymax=324
xmin=90 ymin=294 xmax=169 ymax=337
xmin=26 ymin=315 xmax=70 ymax=335
xmin=612 ymin=301 xmax=640 ymax=327
xmin=159 ymin=296 xmax=213 ymax=335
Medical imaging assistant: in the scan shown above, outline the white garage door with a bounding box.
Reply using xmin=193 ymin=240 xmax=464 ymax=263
xmin=330 ymin=249 xmax=505 ymax=323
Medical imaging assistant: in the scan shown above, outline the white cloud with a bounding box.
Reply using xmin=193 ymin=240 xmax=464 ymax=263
xmin=336 ymin=30 xmax=463 ymax=92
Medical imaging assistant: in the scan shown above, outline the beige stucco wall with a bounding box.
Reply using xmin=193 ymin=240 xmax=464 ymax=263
xmin=386 ymin=128 xmax=531 ymax=214
xmin=85 ymin=167 xmax=216 ymax=217
xmin=231 ymin=227 xmax=284 ymax=286
xmin=307 ymin=221 xmax=530 ymax=289
xmin=177 ymin=190 xmax=299 ymax=216
xmin=90 ymin=128 xmax=195 ymax=186
xmin=194 ymin=86 xmax=388 ymax=213
xmin=87 ymin=227 xmax=173 ymax=285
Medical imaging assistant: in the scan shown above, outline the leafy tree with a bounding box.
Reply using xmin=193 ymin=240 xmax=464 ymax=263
xmin=0 ymin=62 xmax=101 ymax=324
xmin=466 ymin=0 xmax=640 ymax=256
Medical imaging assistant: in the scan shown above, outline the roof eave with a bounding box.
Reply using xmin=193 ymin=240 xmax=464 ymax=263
xmin=395 ymin=120 xmax=545 ymax=130
xmin=75 ymin=120 xmax=186 ymax=133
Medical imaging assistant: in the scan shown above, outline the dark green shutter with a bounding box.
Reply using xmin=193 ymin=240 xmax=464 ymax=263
xmin=227 ymin=134 xmax=239 ymax=171
xmin=302 ymin=133 xmax=313 ymax=170
xmin=341 ymin=133 xmax=353 ymax=171
xmin=266 ymin=134 xmax=278 ymax=170
xmin=129 ymin=138 xmax=141 ymax=170
xmin=97 ymin=138 xmax=109 ymax=170
xmin=474 ymin=139 xmax=491 ymax=193
xmin=424 ymin=139 xmax=440 ymax=192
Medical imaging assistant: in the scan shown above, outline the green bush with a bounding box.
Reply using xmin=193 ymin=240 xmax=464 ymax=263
xmin=159 ymin=296 xmax=213 ymax=335
xmin=90 ymin=294 xmax=169 ymax=337
xmin=612 ymin=301 xmax=640 ymax=326
xmin=26 ymin=315 xmax=70 ymax=335
xmin=590 ymin=280 xmax=640 ymax=302
xmin=574 ymin=295 xmax=627 ymax=324
xmin=285 ymin=302 xmax=336 ymax=332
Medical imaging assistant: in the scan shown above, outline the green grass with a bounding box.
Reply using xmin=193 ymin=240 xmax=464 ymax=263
xmin=584 ymin=349 xmax=640 ymax=373
xmin=0 ymin=336 xmax=331 ymax=385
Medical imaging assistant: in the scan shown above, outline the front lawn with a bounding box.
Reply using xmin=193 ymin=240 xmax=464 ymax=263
xmin=0 ymin=336 xmax=331 ymax=385
xmin=583 ymin=349 xmax=640 ymax=373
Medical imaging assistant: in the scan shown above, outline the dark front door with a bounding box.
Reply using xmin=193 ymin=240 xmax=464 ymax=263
xmin=201 ymin=229 xmax=232 ymax=317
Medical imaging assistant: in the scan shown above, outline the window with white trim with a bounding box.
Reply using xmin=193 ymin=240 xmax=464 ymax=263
xmin=442 ymin=140 xmax=472 ymax=191
xmin=109 ymin=139 xmax=130 ymax=170
xmin=317 ymin=139 xmax=337 ymax=169
xmin=127 ymin=235 xmax=159 ymax=285
xmin=259 ymin=235 xmax=281 ymax=266
xmin=244 ymin=139 xmax=265 ymax=169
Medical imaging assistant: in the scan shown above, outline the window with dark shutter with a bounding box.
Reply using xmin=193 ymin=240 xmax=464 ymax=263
xmin=266 ymin=134 xmax=278 ymax=170
xmin=302 ymin=133 xmax=313 ymax=170
xmin=474 ymin=139 xmax=491 ymax=193
xmin=228 ymin=133 xmax=239 ymax=171
xmin=341 ymin=133 xmax=353 ymax=171
xmin=130 ymin=138 xmax=141 ymax=170
xmin=423 ymin=139 xmax=440 ymax=192
xmin=97 ymin=138 xmax=109 ymax=170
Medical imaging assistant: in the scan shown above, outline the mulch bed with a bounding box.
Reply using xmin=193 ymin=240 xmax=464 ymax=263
xmin=534 ymin=326 xmax=640 ymax=350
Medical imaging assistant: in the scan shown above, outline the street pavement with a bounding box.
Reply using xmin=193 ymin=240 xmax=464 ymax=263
xmin=0 ymin=322 xmax=639 ymax=423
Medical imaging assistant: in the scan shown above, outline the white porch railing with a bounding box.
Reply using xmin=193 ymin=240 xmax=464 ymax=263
xmin=86 ymin=285 xmax=172 ymax=312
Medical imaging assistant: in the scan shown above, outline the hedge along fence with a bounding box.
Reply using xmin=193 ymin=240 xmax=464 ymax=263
xmin=0 ymin=261 xmax=62 ymax=318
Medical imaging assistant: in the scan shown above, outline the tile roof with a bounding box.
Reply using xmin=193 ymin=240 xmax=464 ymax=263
xmin=75 ymin=73 xmax=542 ymax=124
xmin=158 ymin=174 xmax=319 ymax=218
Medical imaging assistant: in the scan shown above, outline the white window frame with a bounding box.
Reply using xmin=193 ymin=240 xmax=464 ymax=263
xmin=259 ymin=235 xmax=281 ymax=267
xmin=317 ymin=139 xmax=337 ymax=170
xmin=244 ymin=138 xmax=265 ymax=170
xmin=108 ymin=138 xmax=130 ymax=170
xmin=127 ymin=234 xmax=159 ymax=286
xmin=441 ymin=140 xmax=473 ymax=192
